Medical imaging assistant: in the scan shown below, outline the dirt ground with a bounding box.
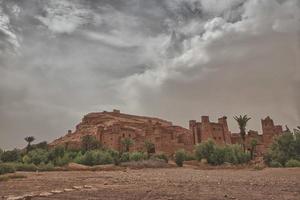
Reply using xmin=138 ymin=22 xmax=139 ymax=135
xmin=1 ymin=167 xmax=299 ymax=200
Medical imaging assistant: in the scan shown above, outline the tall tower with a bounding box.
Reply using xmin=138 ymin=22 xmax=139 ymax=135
xmin=218 ymin=116 xmax=231 ymax=144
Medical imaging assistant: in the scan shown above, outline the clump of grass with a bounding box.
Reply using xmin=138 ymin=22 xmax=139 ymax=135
xmin=0 ymin=176 xmax=10 ymax=182
xmin=8 ymin=174 xmax=27 ymax=179
xmin=0 ymin=173 xmax=27 ymax=182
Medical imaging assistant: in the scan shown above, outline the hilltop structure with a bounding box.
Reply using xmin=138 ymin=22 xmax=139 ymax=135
xmin=50 ymin=109 xmax=193 ymax=155
xmin=51 ymin=110 xmax=283 ymax=156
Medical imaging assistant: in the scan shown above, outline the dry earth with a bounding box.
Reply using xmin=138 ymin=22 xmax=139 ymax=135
xmin=0 ymin=167 xmax=299 ymax=200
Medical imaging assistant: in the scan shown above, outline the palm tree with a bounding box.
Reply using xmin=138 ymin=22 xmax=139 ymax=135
xmin=24 ymin=136 xmax=35 ymax=152
xmin=121 ymin=138 xmax=134 ymax=152
xmin=234 ymin=115 xmax=251 ymax=151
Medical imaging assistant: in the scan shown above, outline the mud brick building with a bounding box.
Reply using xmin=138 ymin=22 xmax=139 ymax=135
xmin=51 ymin=110 xmax=283 ymax=156
xmin=51 ymin=110 xmax=193 ymax=155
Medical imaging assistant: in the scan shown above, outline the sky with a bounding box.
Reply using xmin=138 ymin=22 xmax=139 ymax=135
xmin=0 ymin=0 xmax=299 ymax=149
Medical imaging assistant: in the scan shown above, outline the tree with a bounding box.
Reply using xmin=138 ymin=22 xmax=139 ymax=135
xmin=264 ymin=131 xmax=300 ymax=166
xmin=250 ymin=139 xmax=258 ymax=159
xmin=81 ymin=135 xmax=101 ymax=151
xmin=24 ymin=136 xmax=35 ymax=152
xmin=144 ymin=140 xmax=155 ymax=157
xmin=234 ymin=115 xmax=251 ymax=151
xmin=1 ymin=149 xmax=21 ymax=162
xmin=0 ymin=148 xmax=3 ymax=162
xmin=121 ymin=138 xmax=134 ymax=152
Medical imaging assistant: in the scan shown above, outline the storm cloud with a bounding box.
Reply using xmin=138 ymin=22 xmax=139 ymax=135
xmin=0 ymin=0 xmax=299 ymax=149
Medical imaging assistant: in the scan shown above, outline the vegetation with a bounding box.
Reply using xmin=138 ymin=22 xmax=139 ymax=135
xmin=0 ymin=174 xmax=27 ymax=182
xmin=250 ymin=139 xmax=258 ymax=159
xmin=175 ymin=149 xmax=187 ymax=167
xmin=285 ymin=159 xmax=300 ymax=168
xmin=129 ymin=152 xmax=146 ymax=161
xmin=151 ymin=154 xmax=168 ymax=163
xmin=81 ymin=135 xmax=102 ymax=151
xmin=1 ymin=149 xmax=21 ymax=163
xmin=24 ymin=136 xmax=35 ymax=152
xmin=121 ymin=138 xmax=134 ymax=152
xmin=195 ymin=140 xmax=251 ymax=165
xmin=234 ymin=115 xmax=251 ymax=151
xmin=144 ymin=140 xmax=155 ymax=158
xmin=0 ymin=163 xmax=16 ymax=175
xmin=264 ymin=130 xmax=300 ymax=167
xmin=0 ymin=148 xmax=3 ymax=162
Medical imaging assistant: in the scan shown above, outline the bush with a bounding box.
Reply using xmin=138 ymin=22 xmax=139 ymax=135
xmin=269 ymin=161 xmax=282 ymax=168
xmin=285 ymin=159 xmax=300 ymax=168
xmin=266 ymin=132 xmax=300 ymax=166
xmin=27 ymin=149 xmax=49 ymax=165
xmin=195 ymin=140 xmax=215 ymax=161
xmin=14 ymin=163 xmax=37 ymax=172
xmin=129 ymin=152 xmax=146 ymax=161
xmin=208 ymin=147 xmax=225 ymax=165
xmin=76 ymin=150 xmax=113 ymax=166
xmin=0 ymin=163 xmax=16 ymax=175
xmin=120 ymin=152 xmax=130 ymax=162
xmin=1 ymin=149 xmax=21 ymax=163
xmin=54 ymin=154 xmax=70 ymax=167
xmin=175 ymin=149 xmax=186 ymax=167
xmin=108 ymin=150 xmax=121 ymax=165
xmin=38 ymin=162 xmax=55 ymax=171
xmin=195 ymin=141 xmax=250 ymax=165
xmin=151 ymin=154 xmax=169 ymax=163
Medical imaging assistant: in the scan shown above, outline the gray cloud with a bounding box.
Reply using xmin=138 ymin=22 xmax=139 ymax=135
xmin=0 ymin=0 xmax=299 ymax=149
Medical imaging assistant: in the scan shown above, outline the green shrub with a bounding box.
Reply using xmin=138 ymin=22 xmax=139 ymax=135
xmin=108 ymin=150 xmax=121 ymax=165
xmin=0 ymin=163 xmax=16 ymax=175
xmin=1 ymin=149 xmax=21 ymax=163
xmin=73 ymin=152 xmax=84 ymax=164
xmin=152 ymin=154 xmax=169 ymax=163
xmin=195 ymin=140 xmax=215 ymax=161
xmin=120 ymin=152 xmax=130 ymax=162
xmin=38 ymin=162 xmax=55 ymax=171
xmin=129 ymin=152 xmax=146 ymax=161
xmin=22 ymin=155 xmax=31 ymax=164
xmin=14 ymin=163 xmax=37 ymax=172
xmin=93 ymin=151 xmax=113 ymax=165
xmin=27 ymin=149 xmax=49 ymax=165
xmin=77 ymin=150 xmax=113 ymax=166
xmin=266 ymin=132 xmax=300 ymax=166
xmin=270 ymin=161 xmax=282 ymax=168
xmin=285 ymin=159 xmax=300 ymax=167
xmin=195 ymin=141 xmax=250 ymax=166
xmin=208 ymin=147 xmax=225 ymax=165
xmin=54 ymin=154 xmax=70 ymax=167
xmin=175 ymin=149 xmax=186 ymax=167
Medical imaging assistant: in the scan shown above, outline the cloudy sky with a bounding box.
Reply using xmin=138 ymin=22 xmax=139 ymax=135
xmin=0 ymin=0 xmax=299 ymax=149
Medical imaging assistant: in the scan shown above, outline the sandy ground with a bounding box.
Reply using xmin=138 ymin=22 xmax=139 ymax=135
xmin=0 ymin=167 xmax=299 ymax=200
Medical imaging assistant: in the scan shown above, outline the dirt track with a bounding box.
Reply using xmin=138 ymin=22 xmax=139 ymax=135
xmin=1 ymin=167 xmax=300 ymax=200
